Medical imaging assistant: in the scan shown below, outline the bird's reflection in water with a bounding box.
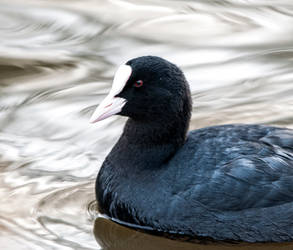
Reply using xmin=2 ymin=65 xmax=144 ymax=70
xmin=93 ymin=217 xmax=293 ymax=250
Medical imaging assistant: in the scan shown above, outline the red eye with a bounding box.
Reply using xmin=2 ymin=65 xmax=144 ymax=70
xmin=134 ymin=80 xmax=143 ymax=88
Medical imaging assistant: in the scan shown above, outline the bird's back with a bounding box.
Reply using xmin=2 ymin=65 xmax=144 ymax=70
xmin=164 ymin=124 xmax=293 ymax=242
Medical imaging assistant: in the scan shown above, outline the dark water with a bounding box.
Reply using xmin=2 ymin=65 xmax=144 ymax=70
xmin=0 ymin=0 xmax=293 ymax=249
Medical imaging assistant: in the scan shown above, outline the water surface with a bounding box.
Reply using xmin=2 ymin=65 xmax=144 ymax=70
xmin=0 ymin=0 xmax=293 ymax=249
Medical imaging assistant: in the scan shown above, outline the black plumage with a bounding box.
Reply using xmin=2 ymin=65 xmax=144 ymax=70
xmin=95 ymin=56 xmax=293 ymax=242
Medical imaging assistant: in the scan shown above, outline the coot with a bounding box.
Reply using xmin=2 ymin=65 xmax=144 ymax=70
xmin=90 ymin=56 xmax=293 ymax=242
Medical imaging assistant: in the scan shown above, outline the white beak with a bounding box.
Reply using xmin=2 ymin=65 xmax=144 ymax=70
xmin=90 ymin=65 xmax=132 ymax=123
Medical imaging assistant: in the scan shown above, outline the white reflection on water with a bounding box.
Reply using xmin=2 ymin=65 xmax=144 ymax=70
xmin=0 ymin=0 xmax=293 ymax=249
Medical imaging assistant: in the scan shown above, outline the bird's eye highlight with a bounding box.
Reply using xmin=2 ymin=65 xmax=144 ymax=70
xmin=134 ymin=80 xmax=143 ymax=88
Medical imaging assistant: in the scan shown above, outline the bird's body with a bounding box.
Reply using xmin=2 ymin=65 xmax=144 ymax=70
xmin=91 ymin=56 xmax=293 ymax=242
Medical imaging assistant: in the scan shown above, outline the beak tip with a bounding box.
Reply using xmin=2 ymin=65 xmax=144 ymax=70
xmin=89 ymin=116 xmax=99 ymax=124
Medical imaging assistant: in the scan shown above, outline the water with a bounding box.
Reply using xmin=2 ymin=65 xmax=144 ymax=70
xmin=0 ymin=0 xmax=293 ymax=249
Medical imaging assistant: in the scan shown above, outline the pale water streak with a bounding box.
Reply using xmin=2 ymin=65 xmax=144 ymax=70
xmin=0 ymin=0 xmax=293 ymax=249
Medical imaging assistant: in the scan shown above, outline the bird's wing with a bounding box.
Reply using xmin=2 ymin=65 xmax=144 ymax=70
xmin=182 ymin=125 xmax=293 ymax=211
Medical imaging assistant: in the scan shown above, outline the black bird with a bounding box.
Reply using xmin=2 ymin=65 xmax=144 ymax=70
xmin=90 ymin=56 xmax=293 ymax=242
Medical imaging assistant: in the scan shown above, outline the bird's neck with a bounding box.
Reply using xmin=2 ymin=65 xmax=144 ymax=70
xmin=123 ymin=118 xmax=188 ymax=147
xmin=109 ymin=116 xmax=190 ymax=168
